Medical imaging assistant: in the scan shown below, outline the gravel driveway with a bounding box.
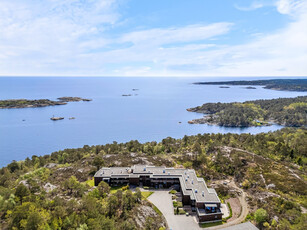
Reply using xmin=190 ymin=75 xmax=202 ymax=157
xmin=148 ymin=190 xmax=201 ymax=230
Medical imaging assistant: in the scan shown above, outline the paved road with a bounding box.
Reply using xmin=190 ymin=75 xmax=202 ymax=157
xmin=207 ymin=180 xmax=249 ymax=230
xmin=148 ymin=188 xmax=250 ymax=230
xmin=148 ymin=190 xmax=201 ymax=230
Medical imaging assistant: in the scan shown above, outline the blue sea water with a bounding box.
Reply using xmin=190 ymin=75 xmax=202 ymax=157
xmin=0 ymin=77 xmax=306 ymax=167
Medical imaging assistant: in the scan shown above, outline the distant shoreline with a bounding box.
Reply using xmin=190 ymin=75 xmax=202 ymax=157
xmin=194 ymin=79 xmax=307 ymax=92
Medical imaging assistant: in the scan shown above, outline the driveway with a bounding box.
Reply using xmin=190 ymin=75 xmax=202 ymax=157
xmin=148 ymin=190 xmax=201 ymax=230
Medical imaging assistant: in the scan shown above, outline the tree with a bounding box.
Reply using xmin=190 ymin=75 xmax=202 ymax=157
xmin=120 ymin=219 xmax=136 ymax=230
xmin=93 ymin=156 xmax=104 ymax=170
xmin=255 ymin=208 xmax=268 ymax=225
xmin=134 ymin=188 xmax=142 ymax=202
xmin=7 ymin=160 xmax=19 ymax=173
xmin=64 ymin=176 xmax=86 ymax=197
xmin=123 ymin=190 xmax=135 ymax=211
xmin=192 ymin=142 xmax=202 ymax=161
xmin=15 ymin=184 xmax=29 ymax=204
xmin=97 ymin=181 xmax=110 ymax=198
xmin=108 ymin=195 xmax=119 ymax=217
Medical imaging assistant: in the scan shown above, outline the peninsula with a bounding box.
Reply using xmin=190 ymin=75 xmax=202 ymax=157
xmin=0 ymin=97 xmax=92 ymax=109
xmin=187 ymin=96 xmax=307 ymax=127
xmin=194 ymin=79 xmax=307 ymax=92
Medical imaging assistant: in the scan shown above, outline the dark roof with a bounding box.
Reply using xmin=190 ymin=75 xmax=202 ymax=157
xmin=94 ymin=165 xmax=220 ymax=203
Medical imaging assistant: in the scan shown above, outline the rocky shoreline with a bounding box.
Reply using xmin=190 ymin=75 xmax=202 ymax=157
xmin=0 ymin=97 xmax=92 ymax=109
xmin=187 ymin=115 xmax=272 ymax=127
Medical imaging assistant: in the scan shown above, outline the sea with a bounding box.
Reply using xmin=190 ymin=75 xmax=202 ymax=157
xmin=0 ymin=77 xmax=306 ymax=167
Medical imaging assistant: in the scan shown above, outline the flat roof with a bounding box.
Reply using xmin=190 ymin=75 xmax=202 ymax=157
xmin=94 ymin=165 xmax=220 ymax=203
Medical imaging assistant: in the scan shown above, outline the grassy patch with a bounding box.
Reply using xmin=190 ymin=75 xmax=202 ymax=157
xmin=110 ymin=185 xmax=126 ymax=194
xmin=169 ymin=190 xmax=177 ymax=194
xmin=223 ymin=202 xmax=232 ymax=222
xmin=152 ymin=204 xmax=162 ymax=216
xmin=142 ymin=191 xmax=154 ymax=200
xmin=83 ymin=178 xmax=94 ymax=187
xmin=199 ymin=221 xmax=223 ymax=228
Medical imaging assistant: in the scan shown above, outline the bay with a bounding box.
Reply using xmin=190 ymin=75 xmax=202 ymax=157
xmin=0 ymin=77 xmax=306 ymax=167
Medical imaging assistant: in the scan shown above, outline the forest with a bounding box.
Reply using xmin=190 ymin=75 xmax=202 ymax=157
xmin=188 ymin=96 xmax=307 ymax=127
xmin=0 ymin=128 xmax=306 ymax=229
xmin=194 ymin=79 xmax=307 ymax=91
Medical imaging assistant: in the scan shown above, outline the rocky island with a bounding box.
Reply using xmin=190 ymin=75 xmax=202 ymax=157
xmin=0 ymin=97 xmax=92 ymax=109
xmin=57 ymin=97 xmax=92 ymax=102
xmin=187 ymin=96 xmax=307 ymax=127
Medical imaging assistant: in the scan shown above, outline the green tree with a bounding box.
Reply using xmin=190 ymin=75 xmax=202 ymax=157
xmin=64 ymin=176 xmax=86 ymax=197
xmin=15 ymin=184 xmax=29 ymax=204
xmin=108 ymin=195 xmax=119 ymax=217
xmin=93 ymin=156 xmax=104 ymax=170
xmin=192 ymin=142 xmax=202 ymax=161
xmin=97 ymin=181 xmax=110 ymax=198
xmin=134 ymin=188 xmax=142 ymax=202
xmin=255 ymin=208 xmax=268 ymax=225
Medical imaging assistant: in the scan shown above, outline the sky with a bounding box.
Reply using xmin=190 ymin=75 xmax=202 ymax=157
xmin=0 ymin=0 xmax=306 ymax=77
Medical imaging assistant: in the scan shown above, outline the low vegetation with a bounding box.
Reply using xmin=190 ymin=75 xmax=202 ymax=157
xmin=0 ymin=127 xmax=306 ymax=229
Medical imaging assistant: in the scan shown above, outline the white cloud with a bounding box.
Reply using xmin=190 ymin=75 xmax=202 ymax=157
xmin=235 ymin=2 xmax=264 ymax=11
xmin=0 ymin=0 xmax=120 ymax=75
xmin=0 ymin=0 xmax=306 ymax=77
xmin=275 ymin=0 xmax=307 ymax=15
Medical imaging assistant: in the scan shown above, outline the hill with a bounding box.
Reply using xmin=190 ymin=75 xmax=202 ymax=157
xmin=0 ymin=128 xmax=306 ymax=229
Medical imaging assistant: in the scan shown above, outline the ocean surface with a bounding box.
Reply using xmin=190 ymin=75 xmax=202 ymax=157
xmin=0 ymin=77 xmax=306 ymax=167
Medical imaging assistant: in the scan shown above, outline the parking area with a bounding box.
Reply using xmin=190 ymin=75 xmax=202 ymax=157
xmin=148 ymin=190 xmax=201 ymax=230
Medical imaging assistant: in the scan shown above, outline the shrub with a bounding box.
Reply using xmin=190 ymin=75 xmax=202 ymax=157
xmin=169 ymin=190 xmax=177 ymax=194
xmin=178 ymin=208 xmax=185 ymax=215
xmin=122 ymin=185 xmax=129 ymax=191
xmin=255 ymin=208 xmax=268 ymax=225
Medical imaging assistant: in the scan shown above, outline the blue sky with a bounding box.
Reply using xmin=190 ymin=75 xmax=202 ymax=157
xmin=0 ymin=0 xmax=306 ymax=76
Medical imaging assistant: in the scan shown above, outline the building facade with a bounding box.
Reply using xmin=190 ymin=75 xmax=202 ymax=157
xmin=94 ymin=165 xmax=223 ymax=222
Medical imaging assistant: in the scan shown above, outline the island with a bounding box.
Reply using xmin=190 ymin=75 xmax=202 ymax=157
xmin=0 ymin=97 xmax=92 ymax=109
xmin=244 ymin=86 xmax=257 ymax=89
xmin=57 ymin=97 xmax=92 ymax=102
xmin=194 ymin=79 xmax=307 ymax=92
xmin=50 ymin=116 xmax=64 ymax=121
xmin=187 ymin=96 xmax=307 ymax=127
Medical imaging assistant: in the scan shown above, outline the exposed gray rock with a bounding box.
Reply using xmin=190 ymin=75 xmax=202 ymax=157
xmin=267 ymin=183 xmax=276 ymax=189
xmin=43 ymin=183 xmax=57 ymax=193
xmin=44 ymin=163 xmax=58 ymax=168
